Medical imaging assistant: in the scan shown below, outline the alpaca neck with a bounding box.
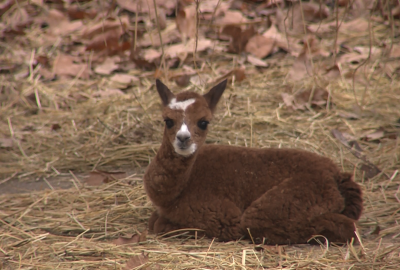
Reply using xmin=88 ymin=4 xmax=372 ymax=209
xmin=144 ymin=133 xmax=197 ymax=206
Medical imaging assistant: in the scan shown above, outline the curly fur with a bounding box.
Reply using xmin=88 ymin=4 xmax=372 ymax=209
xmin=143 ymin=79 xmax=363 ymax=244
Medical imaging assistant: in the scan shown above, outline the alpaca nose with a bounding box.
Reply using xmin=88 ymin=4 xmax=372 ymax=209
xmin=177 ymin=134 xmax=190 ymax=143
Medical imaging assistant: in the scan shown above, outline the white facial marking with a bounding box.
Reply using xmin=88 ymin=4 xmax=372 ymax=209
xmin=168 ymin=98 xmax=195 ymax=111
xmin=173 ymin=123 xmax=197 ymax=157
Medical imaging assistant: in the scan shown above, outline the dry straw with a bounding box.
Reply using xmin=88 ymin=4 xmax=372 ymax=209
xmin=1 ymin=1 xmax=400 ymax=269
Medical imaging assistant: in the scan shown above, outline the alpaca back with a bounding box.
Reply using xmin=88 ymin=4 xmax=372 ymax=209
xmin=187 ymin=144 xmax=344 ymax=211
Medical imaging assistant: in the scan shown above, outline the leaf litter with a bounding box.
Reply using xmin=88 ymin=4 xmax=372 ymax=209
xmin=1 ymin=0 xmax=400 ymax=269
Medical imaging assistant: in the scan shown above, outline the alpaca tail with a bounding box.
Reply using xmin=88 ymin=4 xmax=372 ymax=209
xmin=338 ymin=173 xmax=363 ymax=220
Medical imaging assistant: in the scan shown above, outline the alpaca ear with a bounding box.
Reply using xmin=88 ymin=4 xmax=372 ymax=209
xmin=203 ymin=79 xmax=227 ymax=113
xmin=156 ymin=79 xmax=175 ymax=106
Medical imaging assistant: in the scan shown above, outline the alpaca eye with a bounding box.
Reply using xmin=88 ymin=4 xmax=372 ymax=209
xmin=164 ymin=119 xmax=174 ymax=129
xmin=197 ymin=120 xmax=209 ymax=130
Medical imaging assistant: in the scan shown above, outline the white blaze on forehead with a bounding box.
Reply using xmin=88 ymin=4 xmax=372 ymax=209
xmin=168 ymin=98 xmax=195 ymax=111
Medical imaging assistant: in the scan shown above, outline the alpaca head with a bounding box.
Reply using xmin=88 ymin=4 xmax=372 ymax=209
xmin=155 ymin=79 xmax=227 ymax=157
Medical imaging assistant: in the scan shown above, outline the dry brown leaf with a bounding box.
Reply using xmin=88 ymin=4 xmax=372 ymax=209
xmin=222 ymin=25 xmax=256 ymax=54
xmin=176 ymin=5 xmax=197 ymax=39
xmin=340 ymin=18 xmax=369 ymax=34
xmin=86 ymin=171 xmax=127 ymax=186
xmin=218 ymin=68 xmax=246 ymax=83
xmin=247 ymin=55 xmax=268 ymax=67
xmin=52 ymin=54 xmax=90 ymax=79
xmin=130 ymin=47 xmax=157 ymax=70
xmin=360 ymin=164 xmax=381 ymax=179
xmin=93 ymin=89 xmax=125 ymax=98
xmin=214 ymin=10 xmax=248 ymax=26
xmin=138 ymin=28 xmax=181 ymax=48
xmin=245 ymin=35 xmax=275 ymax=59
xmin=282 ymin=88 xmax=328 ymax=110
xmin=7 ymin=6 xmax=31 ymax=32
xmin=0 ymin=138 xmax=13 ymax=148
xmin=113 ymin=230 xmax=148 ymax=246
xmin=85 ymin=28 xmax=130 ymax=56
xmin=157 ymin=8 xmax=167 ymax=30
xmin=307 ymin=21 xmax=336 ymax=34
xmin=81 ymin=18 xmax=129 ymax=39
xmin=389 ymin=44 xmax=400 ymax=58
xmin=287 ymin=52 xmax=313 ymax=81
xmin=361 ymin=128 xmax=398 ymax=143
xmin=124 ymin=253 xmax=149 ymax=270
xmin=174 ymin=74 xmax=192 ymax=87
xmin=165 ymin=38 xmax=212 ymax=59
xmin=198 ymin=0 xmax=230 ymax=20
xmin=324 ymin=64 xmax=342 ymax=81
xmin=94 ymin=56 xmax=120 ymax=75
xmin=109 ymin=74 xmax=140 ymax=89
xmin=276 ymin=3 xmax=329 ymax=35
xmin=67 ymin=6 xmax=97 ymax=20
xmin=44 ymin=9 xmax=83 ymax=36
xmin=117 ymin=0 xmax=176 ymax=16
xmin=263 ymin=25 xmax=300 ymax=55
xmin=0 ymin=0 xmax=15 ymax=16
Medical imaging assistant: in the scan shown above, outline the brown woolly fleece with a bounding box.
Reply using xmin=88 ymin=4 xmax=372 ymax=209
xmin=143 ymin=79 xmax=363 ymax=245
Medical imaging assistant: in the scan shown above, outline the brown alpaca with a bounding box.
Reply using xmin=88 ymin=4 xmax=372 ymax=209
xmin=144 ymin=79 xmax=363 ymax=244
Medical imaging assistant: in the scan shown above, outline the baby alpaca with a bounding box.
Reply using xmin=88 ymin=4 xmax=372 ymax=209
xmin=143 ymin=79 xmax=363 ymax=244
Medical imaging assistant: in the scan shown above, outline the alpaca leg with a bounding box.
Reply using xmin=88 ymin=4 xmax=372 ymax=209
xmin=148 ymin=211 xmax=159 ymax=232
xmin=310 ymin=213 xmax=356 ymax=244
xmin=148 ymin=211 xmax=181 ymax=234
xmin=241 ymin=177 xmax=345 ymax=245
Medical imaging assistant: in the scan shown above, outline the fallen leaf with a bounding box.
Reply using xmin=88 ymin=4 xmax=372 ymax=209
xmin=247 ymin=55 xmax=269 ymax=67
xmin=130 ymin=47 xmax=157 ymax=70
xmin=0 ymin=138 xmax=13 ymax=148
xmin=217 ymin=68 xmax=246 ymax=83
xmin=53 ymin=54 xmax=90 ymax=79
xmin=109 ymin=74 xmax=139 ymax=89
xmin=371 ymin=225 xmax=380 ymax=235
xmin=324 ymin=64 xmax=342 ymax=81
xmin=388 ymin=44 xmax=400 ymax=59
xmin=81 ymin=18 xmax=129 ymax=40
xmin=113 ymin=230 xmax=148 ymax=245
xmin=245 ymin=35 xmax=275 ymax=58
xmin=337 ymin=111 xmax=360 ymax=120
xmin=198 ymin=0 xmax=230 ymax=20
xmin=263 ymin=25 xmax=300 ymax=55
xmin=165 ymin=38 xmax=212 ymax=59
xmin=7 ymin=6 xmax=31 ymax=33
xmin=86 ymin=171 xmax=127 ymax=186
xmin=287 ymin=51 xmax=313 ymax=81
xmin=361 ymin=128 xmax=398 ymax=142
xmin=340 ymin=18 xmax=369 ymax=34
xmin=94 ymin=56 xmax=120 ymax=75
xmin=214 ymin=10 xmax=248 ymax=26
xmin=138 ymin=28 xmax=181 ymax=48
xmin=85 ymin=29 xmax=130 ymax=56
xmin=51 ymin=124 xmax=61 ymax=131
xmin=124 ymin=253 xmax=149 ymax=270
xmin=276 ymin=3 xmax=330 ymax=35
xmin=176 ymin=5 xmax=197 ymax=40
xmin=0 ymin=0 xmax=15 ymax=16
xmin=93 ymin=89 xmax=125 ymax=98
xmin=67 ymin=6 xmax=97 ymax=20
xmin=282 ymin=88 xmax=329 ymax=110
xmin=222 ymin=25 xmax=256 ymax=54
xmin=331 ymin=129 xmax=383 ymax=180
xmin=157 ymin=8 xmax=167 ymax=30
xmin=360 ymin=163 xmax=381 ymax=179
xmin=174 ymin=74 xmax=192 ymax=87
xmin=43 ymin=9 xmax=83 ymax=35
